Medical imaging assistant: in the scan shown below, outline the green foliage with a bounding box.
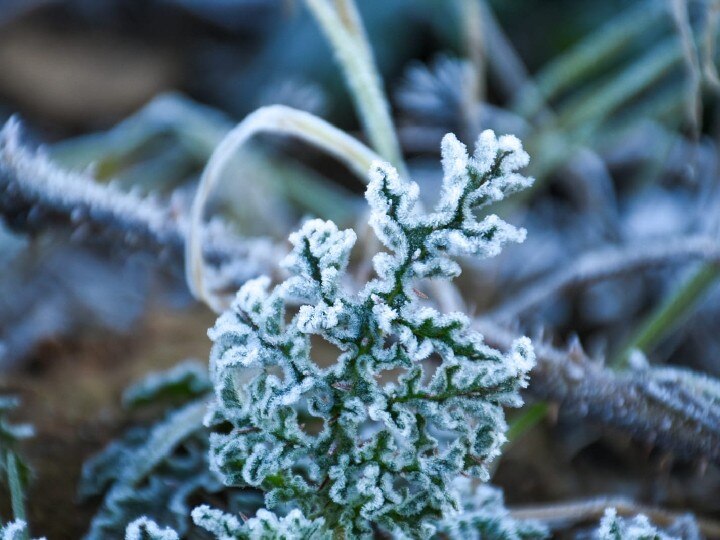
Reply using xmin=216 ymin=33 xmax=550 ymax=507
xmin=201 ymin=130 xmax=535 ymax=538
xmin=82 ymin=364 xmax=212 ymax=539
xmin=597 ymin=509 xmax=674 ymax=540
xmin=0 ymin=397 xmax=33 ymax=539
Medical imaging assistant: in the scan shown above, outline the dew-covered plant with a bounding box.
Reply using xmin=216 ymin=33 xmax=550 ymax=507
xmin=196 ymin=129 xmax=536 ymax=538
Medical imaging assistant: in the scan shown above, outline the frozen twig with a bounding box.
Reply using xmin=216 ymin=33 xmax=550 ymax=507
xmin=0 ymin=118 xmax=280 ymax=295
xmin=489 ymin=235 xmax=720 ymax=321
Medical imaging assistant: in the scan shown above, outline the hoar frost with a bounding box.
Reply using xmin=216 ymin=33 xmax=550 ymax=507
xmin=202 ymin=130 xmax=535 ymax=538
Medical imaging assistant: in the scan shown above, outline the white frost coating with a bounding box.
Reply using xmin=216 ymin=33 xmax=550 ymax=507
xmin=202 ymin=130 xmax=535 ymax=538
xmin=371 ymin=301 xmax=397 ymax=333
xmin=433 ymin=481 xmax=548 ymax=539
xmin=297 ymin=299 xmax=344 ymax=333
xmin=0 ymin=521 xmax=42 ymax=540
xmin=510 ymin=337 xmax=536 ymax=387
xmin=125 ymin=517 xmax=179 ymax=540
xmin=597 ymin=508 xmax=676 ymax=540
xmin=191 ymin=506 xmax=243 ymax=539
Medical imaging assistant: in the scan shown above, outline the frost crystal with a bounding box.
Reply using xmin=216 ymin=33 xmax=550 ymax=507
xmin=204 ymin=131 xmax=535 ymax=537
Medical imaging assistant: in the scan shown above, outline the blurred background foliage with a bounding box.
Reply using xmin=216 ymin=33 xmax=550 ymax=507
xmin=2 ymin=0 xmax=720 ymax=537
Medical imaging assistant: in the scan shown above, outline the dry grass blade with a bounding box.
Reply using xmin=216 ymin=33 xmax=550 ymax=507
xmin=185 ymin=105 xmax=381 ymax=311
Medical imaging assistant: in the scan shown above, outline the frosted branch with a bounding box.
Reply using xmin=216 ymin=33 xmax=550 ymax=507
xmin=475 ymin=319 xmax=720 ymax=464
xmin=490 ymin=235 xmax=720 ymax=320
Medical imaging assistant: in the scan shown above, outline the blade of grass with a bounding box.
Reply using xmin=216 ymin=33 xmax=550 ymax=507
xmin=513 ymin=0 xmax=666 ymax=119
xmin=304 ymin=0 xmax=406 ymax=174
xmin=612 ymin=263 xmax=720 ymax=368
xmin=507 ymin=402 xmax=549 ymax=443
xmin=5 ymin=451 xmax=26 ymax=528
xmin=557 ymin=37 xmax=682 ymax=130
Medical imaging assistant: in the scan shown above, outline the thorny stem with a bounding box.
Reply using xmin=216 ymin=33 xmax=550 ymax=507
xmin=476 ymin=318 xmax=720 ymax=464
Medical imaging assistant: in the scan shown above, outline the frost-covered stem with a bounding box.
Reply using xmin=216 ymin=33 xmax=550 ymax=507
xmin=475 ymin=318 xmax=720 ymax=464
xmin=0 ymin=118 xmax=184 ymax=257
xmin=0 ymin=119 xmax=273 ymax=291
xmin=509 ymin=497 xmax=720 ymax=537
xmin=490 ymin=235 xmax=720 ymax=321
xmin=303 ymin=0 xmax=406 ymax=173
xmin=613 ymin=263 xmax=720 ymax=368
xmin=5 ymin=451 xmax=27 ymax=538
xmin=186 ymin=105 xmax=381 ymax=309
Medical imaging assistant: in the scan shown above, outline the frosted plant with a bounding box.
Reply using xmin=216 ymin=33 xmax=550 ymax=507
xmin=125 ymin=517 xmax=179 ymax=540
xmin=192 ymin=506 xmax=329 ymax=539
xmin=596 ymin=509 xmax=675 ymax=540
xmin=202 ymin=130 xmax=535 ymax=537
xmin=434 ymin=479 xmax=547 ymax=539
xmin=0 ymin=520 xmax=45 ymax=540
xmin=82 ymin=361 xmax=215 ymax=539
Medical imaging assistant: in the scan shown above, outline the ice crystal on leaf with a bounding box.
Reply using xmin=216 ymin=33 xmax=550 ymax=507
xmin=204 ymin=130 xmax=535 ymax=538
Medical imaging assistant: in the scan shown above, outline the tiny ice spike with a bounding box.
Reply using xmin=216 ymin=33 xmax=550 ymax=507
xmin=205 ymin=130 xmax=536 ymax=538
